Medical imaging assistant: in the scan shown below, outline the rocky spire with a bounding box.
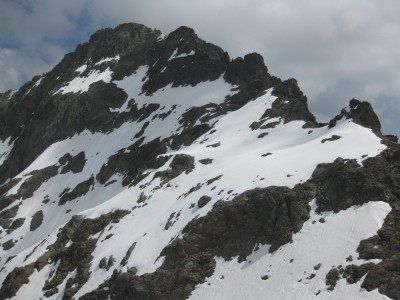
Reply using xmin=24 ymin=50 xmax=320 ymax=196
xmin=329 ymin=98 xmax=381 ymax=131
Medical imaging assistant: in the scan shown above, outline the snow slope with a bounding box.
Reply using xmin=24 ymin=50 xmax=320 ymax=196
xmin=0 ymin=62 xmax=390 ymax=299
xmin=190 ymin=200 xmax=391 ymax=300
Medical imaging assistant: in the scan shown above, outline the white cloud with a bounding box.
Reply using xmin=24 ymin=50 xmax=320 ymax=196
xmin=0 ymin=48 xmax=48 ymax=92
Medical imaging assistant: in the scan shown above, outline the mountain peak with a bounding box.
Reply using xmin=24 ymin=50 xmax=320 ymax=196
xmin=142 ymin=25 xmax=230 ymax=95
xmin=0 ymin=22 xmax=398 ymax=300
xmin=168 ymin=25 xmax=196 ymax=37
xmin=86 ymin=22 xmax=160 ymax=61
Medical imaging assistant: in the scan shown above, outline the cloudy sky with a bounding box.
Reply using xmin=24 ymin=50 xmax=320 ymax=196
xmin=1 ymin=0 xmax=399 ymax=136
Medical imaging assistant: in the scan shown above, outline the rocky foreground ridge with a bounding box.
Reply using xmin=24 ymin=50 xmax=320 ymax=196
xmin=0 ymin=23 xmax=399 ymax=299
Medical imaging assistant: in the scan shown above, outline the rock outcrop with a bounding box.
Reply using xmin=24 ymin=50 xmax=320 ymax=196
xmin=329 ymin=98 xmax=381 ymax=131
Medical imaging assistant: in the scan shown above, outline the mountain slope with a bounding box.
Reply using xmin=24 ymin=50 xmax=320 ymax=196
xmin=0 ymin=23 xmax=399 ymax=300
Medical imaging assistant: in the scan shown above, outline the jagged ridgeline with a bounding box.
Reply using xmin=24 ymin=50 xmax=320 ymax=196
xmin=0 ymin=23 xmax=399 ymax=300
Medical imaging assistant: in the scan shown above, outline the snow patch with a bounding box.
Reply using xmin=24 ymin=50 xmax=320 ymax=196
xmin=0 ymin=136 xmax=14 ymax=167
xmin=168 ymin=49 xmax=195 ymax=60
xmin=75 ymin=64 xmax=87 ymax=74
xmin=7 ymin=90 xmax=17 ymax=99
xmin=157 ymin=33 xmax=167 ymax=41
xmin=114 ymin=67 xmax=235 ymax=110
xmin=24 ymin=77 xmax=44 ymax=96
xmin=34 ymin=77 xmax=43 ymax=87
xmin=55 ymin=68 xmax=113 ymax=94
xmin=95 ymin=55 xmax=120 ymax=65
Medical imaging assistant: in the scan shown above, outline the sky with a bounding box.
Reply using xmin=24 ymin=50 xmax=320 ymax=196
xmin=0 ymin=0 xmax=399 ymax=136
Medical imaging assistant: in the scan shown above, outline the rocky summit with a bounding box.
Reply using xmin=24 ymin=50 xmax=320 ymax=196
xmin=0 ymin=23 xmax=399 ymax=300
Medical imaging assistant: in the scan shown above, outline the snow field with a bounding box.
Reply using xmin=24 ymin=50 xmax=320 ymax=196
xmin=0 ymin=71 xmax=238 ymax=296
xmin=0 ymin=68 xmax=389 ymax=299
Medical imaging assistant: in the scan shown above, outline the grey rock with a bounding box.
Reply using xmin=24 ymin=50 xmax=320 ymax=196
xmin=197 ymin=196 xmax=212 ymax=208
xmin=30 ymin=210 xmax=43 ymax=231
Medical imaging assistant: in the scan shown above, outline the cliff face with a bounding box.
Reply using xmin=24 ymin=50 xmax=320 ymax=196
xmin=0 ymin=23 xmax=399 ymax=300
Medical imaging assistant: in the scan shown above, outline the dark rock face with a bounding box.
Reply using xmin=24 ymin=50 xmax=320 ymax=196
xmin=143 ymin=26 xmax=230 ymax=95
xmin=347 ymin=99 xmax=381 ymax=131
xmin=246 ymin=78 xmax=320 ymax=133
xmin=182 ymin=184 xmax=314 ymax=257
xmin=264 ymin=79 xmax=318 ymax=126
xmin=84 ymin=23 xmax=160 ymax=64
xmin=224 ymin=53 xmax=270 ymax=86
xmin=52 ymin=23 xmax=160 ymax=86
xmin=311 ymin=155 xmax=393 ymax=214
